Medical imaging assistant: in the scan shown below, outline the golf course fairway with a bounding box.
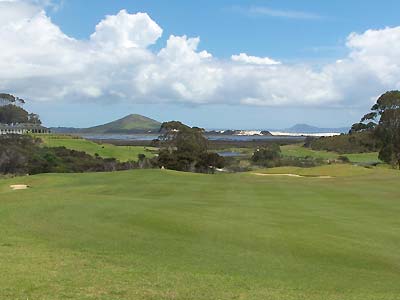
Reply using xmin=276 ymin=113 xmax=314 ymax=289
xmin=1 ymin=165 xmax=400 ymax=300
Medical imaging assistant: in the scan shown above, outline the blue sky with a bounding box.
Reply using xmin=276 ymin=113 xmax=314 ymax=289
xmin=3 ymin=0 xmax=400 ymax=129
xmin=50 ymin=0 xmax=399 ymax=61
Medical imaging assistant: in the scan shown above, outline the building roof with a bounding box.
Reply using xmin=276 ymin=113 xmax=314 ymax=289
xmin=0 ymin=123 xmax=48 ymax=130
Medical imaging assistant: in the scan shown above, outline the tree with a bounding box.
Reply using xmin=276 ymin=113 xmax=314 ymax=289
xmin=349 ymin=122 xmax=375 ymax=134
xmin=28 ymin=113 xmax=42 ymax=125
xmin=251 ymin=144 xmax=281 ymax=167
xmin=196 ymin=152 xmax=225 ymax=173
xmin=0 ymin=93 xmax=41 ymax=125
xmin=157 ymin=121 xmax=224 ymax=173
xmin=0 ymin=93 xmax=25 ymax=106
xmin=0 ymin=105 xmax=41 ymax=125
xmin=353 ymin=90 xmax=400 ymax=168
xmin=0 ymin=105 xmax=29 ymax=124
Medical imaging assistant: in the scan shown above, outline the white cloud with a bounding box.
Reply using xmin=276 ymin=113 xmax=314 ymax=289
xmin=90 ymin=10 xmax=162 ymax=50
xmin=231 ymin=53 xmax=281 ymax=65
xmin=0 ymin=0 xmax=40 ymax=25
xmin=136 ymin=35 xmax=221 ymax=102
xmin=0 ymin=0 xmax=400 ymax=110
xmin=346 ymin=27 xmax=400 ymax=85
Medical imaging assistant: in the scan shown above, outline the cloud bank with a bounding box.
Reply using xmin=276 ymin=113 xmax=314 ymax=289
xmin=1 ymin=0 xmax=400 ymax=109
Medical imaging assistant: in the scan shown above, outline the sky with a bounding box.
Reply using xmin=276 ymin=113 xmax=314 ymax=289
xmin=1 ymin=0 xmax=400 ymax=129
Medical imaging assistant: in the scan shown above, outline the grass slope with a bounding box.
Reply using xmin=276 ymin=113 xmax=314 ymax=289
xmin=82 ymin=114 xmax=161 ymax=133
xmin=1 ymin=165 xmax=400 ymax=299
xmin=39 ymin=135 xmax=156 ymax=162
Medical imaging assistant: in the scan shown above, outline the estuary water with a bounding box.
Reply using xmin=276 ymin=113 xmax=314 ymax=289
xmin=80 ymin=134 xmax=306 ymax=142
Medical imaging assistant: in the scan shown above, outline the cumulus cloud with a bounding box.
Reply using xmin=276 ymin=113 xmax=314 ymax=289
xmin=91 ymin=10 xmax=162 ymax=50
xmin=231 ymin=53 xmax=281 ymax=65
xmin=1 ymin=0 xmax=400 ymax=109
xmin=136 ymin=35 xmax=221 ymax=102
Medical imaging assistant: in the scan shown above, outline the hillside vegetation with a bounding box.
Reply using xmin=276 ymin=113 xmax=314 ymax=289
xmin=1 ymin=165 xmax=400 ymax=299
xmin=309 ymin=131 xmax=380 ymax=154
xmin=80 ymin=114 xmax=161 ymax=134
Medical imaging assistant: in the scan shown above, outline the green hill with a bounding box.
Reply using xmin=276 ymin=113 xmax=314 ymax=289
xmin=80 ymin=114 xmax=161 ymax=134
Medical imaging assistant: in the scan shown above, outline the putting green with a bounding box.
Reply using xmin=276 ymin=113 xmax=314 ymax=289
xmin=1 ymin=165 xmax=400 ymax=299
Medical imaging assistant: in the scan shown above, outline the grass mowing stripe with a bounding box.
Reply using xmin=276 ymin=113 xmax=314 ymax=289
xmin=1 ymin=165 xmax=400 ymax=299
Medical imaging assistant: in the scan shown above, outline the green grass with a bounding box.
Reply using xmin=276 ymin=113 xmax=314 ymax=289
xmin=38 ymin=134 xmax=156 ymax=162
xmin=281 ymin=144 xmax=336 ymax=160
xmin=251 ymin=164 xmax=379 ymax=177
xmin=344 ymin=152 xmax=381 ymax=163
xmin=281 ymin=144 xmax=380 ymax=163
xmin=1 ymin=165 xmax=400 ymax=299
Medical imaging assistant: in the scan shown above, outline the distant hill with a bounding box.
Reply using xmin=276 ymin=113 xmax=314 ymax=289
xmin=50 ymin=127 xmax=81 ymax=134
xmin=284 ymin=124 xmax=349 ymax=134
xmin=51 ymin=114 xmax=161 ymax=134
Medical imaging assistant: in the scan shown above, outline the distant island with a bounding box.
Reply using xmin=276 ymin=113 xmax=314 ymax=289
xmin=283 ymin=124 xmax=349 ymax=134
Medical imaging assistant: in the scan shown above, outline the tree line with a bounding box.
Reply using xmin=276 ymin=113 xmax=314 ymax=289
xmin=0 ymin=93 xmax=41 ymax=125
xmin=308 ymin=90 xmax=400 ymax=168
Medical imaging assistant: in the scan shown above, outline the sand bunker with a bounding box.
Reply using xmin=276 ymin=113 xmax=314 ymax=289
xmin=252 ymin=173 xmax=333 ymax=179
xmin=10 ymin=185 xmax=29 ymax=190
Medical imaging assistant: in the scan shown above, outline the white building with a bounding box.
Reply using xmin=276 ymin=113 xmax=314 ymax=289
xmin=0 ymin=124 xmax=50 ymax=135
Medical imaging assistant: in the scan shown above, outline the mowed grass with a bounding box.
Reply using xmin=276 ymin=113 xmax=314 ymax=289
xmin=38 ymin=134 xmax=156 ymax=162
xmin=344 ymin=152 xmax=381 ymax=163
xmin=1 ymin=165 xmax=400 ymax=299
xmin=251 ymin=164 xmax=380 ymax=177
xmin=281 ymin=144 xmax=380 ymax=163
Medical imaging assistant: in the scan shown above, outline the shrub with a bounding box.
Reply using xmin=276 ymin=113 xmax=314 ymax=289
xmin=337 ymin=155 xmax=350 ymax=163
